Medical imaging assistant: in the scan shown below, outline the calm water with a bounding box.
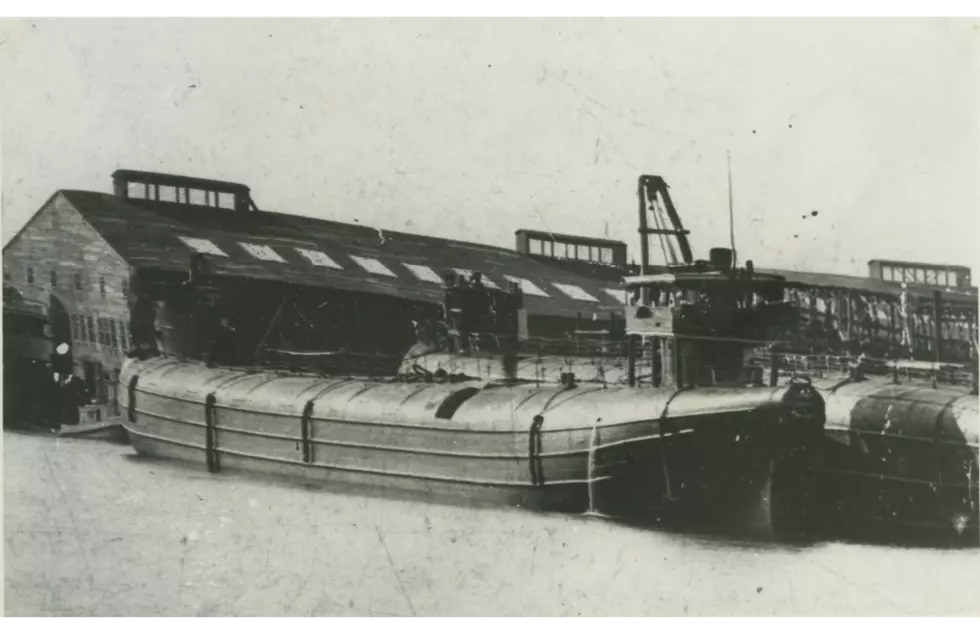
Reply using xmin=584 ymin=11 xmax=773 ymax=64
xmin=4 ymin=432 xmax=978 ymax=616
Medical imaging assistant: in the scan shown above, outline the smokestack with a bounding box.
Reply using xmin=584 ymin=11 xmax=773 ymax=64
xmin=709 ymin=247 xmax=734 ymax=272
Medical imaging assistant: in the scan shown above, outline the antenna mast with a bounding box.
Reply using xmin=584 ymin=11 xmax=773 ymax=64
xmin=727 ymin=150 xmax=737 ymax=269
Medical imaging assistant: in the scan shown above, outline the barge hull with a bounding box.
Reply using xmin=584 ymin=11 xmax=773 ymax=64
xmin=120 ymin=357 xmax=821 ymax=528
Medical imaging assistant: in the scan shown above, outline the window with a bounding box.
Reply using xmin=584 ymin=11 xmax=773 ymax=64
xmin=528 ymin=238 xmax=543 ymax=255
xmin=70 ymin=314 xmax=81 ymax=341
xmin=914 ymin=268 xmax=925 ymax=283
xmin=295 ymin=248 xmax=343 ymax=269
xmin=937 ymin=271 xmax=948 ymax=287
xmin=127 ymin=182 xmax=146 ymax=199
xmin=26 ymin=267 xmax=34 ymax=285
xmin=75 ymin=272 xmax=83 ymax=290
xmin=99 ymin=276 xmax=106 ymax=296
xmin=948 ymin=271 xmax=958 ymax=287
xmin=603 ymin=288 xmax=628 ymax=304
xmin=453 ymin=269 xmax=499 ymax=289
xmin=601 ymin=248 xmax=614 ymax=264
xmin=239 ymin=242 xmax=286 ymax=263
xmin=403 ymin=263 xmax=443 ymax=284
xmin=108 ymin=318 xmax=119 ymax=350
xmin=118 ymin=321 xmax=129 ymax=352
xmin=97 ymin=318 xmax=109 ymax=346
xmin=503 ymin=275 xmax=549 ymax=297
xmin=924 ymin=269 xmax=938 ymax=285
xmin=86 ymin=316 xmax=96 ymax=343
xmin=178 ymin=236 xmax=228 ymax=257
xmin=350 ymin=256 xmax=396 ymax=277
xmin=217 ymin=194 xmax=236 ymax=210
xmin=189 ymin=189 xmax=207 ymax=205
xmin=50 ymin=269 xmax=58 ymax=288
xmin=882 ymin=266 xmax=892 ymax=281
xmin=157 ymin=186 xmax=176 ymax=203
xmin=553 ymin=283 xmax=598 ymax=302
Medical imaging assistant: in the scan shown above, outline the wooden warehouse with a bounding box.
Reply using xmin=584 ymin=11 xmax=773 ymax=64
xmin=2 ymin=170 xmax=633 ymax=401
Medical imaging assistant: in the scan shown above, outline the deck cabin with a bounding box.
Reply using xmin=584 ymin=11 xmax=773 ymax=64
xmin=622 ymin=250 xmax=793 ymax=389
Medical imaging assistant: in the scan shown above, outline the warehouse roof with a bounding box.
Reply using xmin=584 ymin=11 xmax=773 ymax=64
xmin=56 ymin=190 xmax=629 ymax=318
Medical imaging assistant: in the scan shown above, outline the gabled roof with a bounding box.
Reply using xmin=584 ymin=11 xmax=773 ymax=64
xmin=60 ymin=190 xmax=629 ymax=318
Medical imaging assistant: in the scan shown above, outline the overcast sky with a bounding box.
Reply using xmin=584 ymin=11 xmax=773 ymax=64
xmin=1 ymin=18 xmax=977 ymax=276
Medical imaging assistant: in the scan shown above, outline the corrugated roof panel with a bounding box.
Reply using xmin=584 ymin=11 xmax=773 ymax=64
xmin=350 ymin=255 xmax=396 ymax=277
xmin=552 ymin=282 xmax=598 ymax=302
xmin=239 ymin=242 xmax=286 ymax=263
xmin=295 ymin=248 xmax=343 ymax=269
xmin=504 ymin=275 xmax=549 ymax=297
xmin=178 ymin=236 xmax=228 ymax=257
xmin=403 ymin=263 xmax=443 ymax=284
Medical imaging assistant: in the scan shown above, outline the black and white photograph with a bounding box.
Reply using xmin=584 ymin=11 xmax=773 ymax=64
xmin=1 ymin=8 xmax=978 ymax=619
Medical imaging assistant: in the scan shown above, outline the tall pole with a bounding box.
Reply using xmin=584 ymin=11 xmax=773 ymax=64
xmin=728 ymin=150 xmax=737 ymax=269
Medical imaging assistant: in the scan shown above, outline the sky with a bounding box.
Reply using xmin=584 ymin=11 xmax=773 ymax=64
xmin=1 ymin=18 xmax=977 ymax=276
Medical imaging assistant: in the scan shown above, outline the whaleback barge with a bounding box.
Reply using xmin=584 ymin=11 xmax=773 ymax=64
xmin=118 ymin=174 xmax=978 ymax=541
